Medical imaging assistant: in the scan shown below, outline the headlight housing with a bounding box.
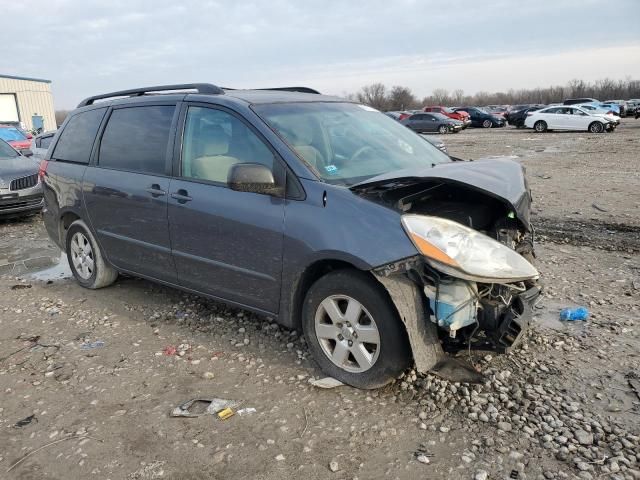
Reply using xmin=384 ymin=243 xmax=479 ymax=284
xmin=401 ymin=214 xmax=539 ymax=283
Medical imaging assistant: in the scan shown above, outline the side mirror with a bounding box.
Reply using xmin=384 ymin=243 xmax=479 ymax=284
xmin=228 ymin=163 xmax=281 ymax=195
xmin=26 ymin=133 xmax=33 ymax=139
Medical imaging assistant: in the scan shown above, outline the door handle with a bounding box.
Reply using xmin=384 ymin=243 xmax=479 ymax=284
xmin=146 ymin=184 xmax=166 ymax=197
xmin=171 ymin=189 xmax=192 ymax=203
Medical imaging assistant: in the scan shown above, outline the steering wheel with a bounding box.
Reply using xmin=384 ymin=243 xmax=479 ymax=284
xmin=350 ymin=145 xmax=375 ymax=163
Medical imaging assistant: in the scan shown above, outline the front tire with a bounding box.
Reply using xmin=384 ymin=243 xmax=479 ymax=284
xmin=302 ymin=270 xmax=411 ymax=389
xmin=438 ymin=124 xmax=448 ymax=134
xmin=534 ymin=120 xmax=547 ymax=133
xmin=482 ymin=119 xmax=492 ymax=128
xmin=589 ymin=121 xmax=604 ymax=133
xmin=66 ymin=220 xmax=118 ymax=289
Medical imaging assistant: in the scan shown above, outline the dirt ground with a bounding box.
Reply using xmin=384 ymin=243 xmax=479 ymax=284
xmin=1 ymin=119 xmax=639 ymax=480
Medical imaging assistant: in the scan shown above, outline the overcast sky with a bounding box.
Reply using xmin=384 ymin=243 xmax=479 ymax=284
xmin=2 ymin=0 xmax=639 ymax=109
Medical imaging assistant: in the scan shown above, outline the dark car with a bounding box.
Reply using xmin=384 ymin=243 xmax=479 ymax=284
xmin=452 ymin=107 xmax=505 ymax=128
xmin=563 ymin=98 xmax=598 ymax=105
xmin=400 ymin=112 xmax=462 ymax=134
xmin=506 ymin=105 xmax=545 ymax=128
xmin=41 ymin=83 xmax=539 ymax=388
xmin=0 ymin=139 xmax=43 ymax=218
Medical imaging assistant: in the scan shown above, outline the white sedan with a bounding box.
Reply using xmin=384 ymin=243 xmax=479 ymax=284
xmin=577 ymin=104 xmax=621 ymax=124
xmin=525 ymin=106 xmax=616 ymax=133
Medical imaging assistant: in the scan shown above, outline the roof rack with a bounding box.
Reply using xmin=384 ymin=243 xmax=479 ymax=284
xmin=77 ymin=83 xmax=224 ymax=107
xmin=257 ymin=87 xmax=321 ymax=94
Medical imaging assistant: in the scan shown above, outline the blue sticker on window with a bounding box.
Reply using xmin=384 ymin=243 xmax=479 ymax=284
xmin=324 ymin=165 xmax=339 ymax=175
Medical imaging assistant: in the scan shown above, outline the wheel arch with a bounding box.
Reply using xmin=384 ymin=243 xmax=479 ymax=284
xmin=59 ymin=211 xmax=82 ymax=251
xmin=287 ymin=258 xmax=369 ymax=331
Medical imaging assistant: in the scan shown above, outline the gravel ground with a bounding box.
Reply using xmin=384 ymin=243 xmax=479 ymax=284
xmin=1 ymin=119 xmax=639 ymax=480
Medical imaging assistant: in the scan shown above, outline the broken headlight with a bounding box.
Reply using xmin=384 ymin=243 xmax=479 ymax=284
xmin=401 ymin=214 xmax=539 ymax=283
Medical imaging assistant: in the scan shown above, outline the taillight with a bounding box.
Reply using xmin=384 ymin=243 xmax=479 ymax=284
xmin=38 ymin=160 xmax=49 ymax=180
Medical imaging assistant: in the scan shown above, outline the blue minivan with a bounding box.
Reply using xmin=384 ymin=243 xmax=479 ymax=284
xmin=41 ymin=84 xmax=539 ymax=388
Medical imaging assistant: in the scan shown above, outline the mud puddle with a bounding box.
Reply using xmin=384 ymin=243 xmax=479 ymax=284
xmin=29 ymin=255 xmax=72 ymax=281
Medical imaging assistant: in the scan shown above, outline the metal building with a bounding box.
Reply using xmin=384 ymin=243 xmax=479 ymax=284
xmin=0 ymin=74 xmax=56 ymax=132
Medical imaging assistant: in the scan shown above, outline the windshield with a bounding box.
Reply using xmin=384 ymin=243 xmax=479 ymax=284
xmin=0 ymin=127 xmax=27 ymax=142
xmin=253 ymin=102 xmax=451 ymax=185
xmin=0 ymin=139 xmax=19 ymax=158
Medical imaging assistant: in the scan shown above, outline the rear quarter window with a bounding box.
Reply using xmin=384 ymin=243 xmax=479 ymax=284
xmin=97 ymin=105 xmax=175 ymax=175
xmin=52 ymin=108 xmax=106 ymax=163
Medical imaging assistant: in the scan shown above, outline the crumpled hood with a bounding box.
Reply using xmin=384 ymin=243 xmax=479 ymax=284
xmin=0 ymin=156 xmax=39 ymax=188
xmin=351 ymin=158 xmax=532 ymax=231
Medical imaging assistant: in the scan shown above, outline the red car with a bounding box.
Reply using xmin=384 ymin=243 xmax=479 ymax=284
xmin=0 ymin=125 xmax=32 ymax=152
xmin=423 ymin=106 xmax=471 ymax=128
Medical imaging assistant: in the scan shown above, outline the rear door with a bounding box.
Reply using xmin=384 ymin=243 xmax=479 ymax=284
xmin=83 ymin=102 xmax=178 ymax=282
xmin=167 ymin=104 xmax=286 ymax=313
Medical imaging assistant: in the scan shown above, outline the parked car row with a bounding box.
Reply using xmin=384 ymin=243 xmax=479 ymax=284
xmin=0 ymin=138 xmax=44 ymax=218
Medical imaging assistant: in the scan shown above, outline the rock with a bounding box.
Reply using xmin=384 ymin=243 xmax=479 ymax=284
xmin=474 ymin=470 xmax=488 ymax=480
xmin=479 ymin=413 xmax=489 ymax=422
xmin=497 ymin=422 xmax=512 ymax=432
xmin=329 ymin=460 xmax=339 ymax=472
xmin=575 ymin=429 xmax=594 ymax=445
xmin=202 ymin=371 xmax=215 ymax=379
xmin=439 ymin=426 xmax=450 ymax=433
xmin=416 ymin=454 xmax=430 ymax=464
xmin=275 ymin=454 xmax=285 ymax=461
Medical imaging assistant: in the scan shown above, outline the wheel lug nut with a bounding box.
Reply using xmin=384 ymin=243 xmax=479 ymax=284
xmin=337 ymin=323 xmax=343 ymax=328
xmin=348 ymin=340 xmax=353 ymax=347
xmin=353 ymin=332 xmax=358 ymax=339
xmin=338 ymin=334 xmax=344 ymax=341
xmin=345 ymin=322 xmax=350 ymax=327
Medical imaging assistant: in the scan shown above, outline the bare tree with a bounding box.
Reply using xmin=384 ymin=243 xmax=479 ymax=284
xmin=55 ymin=110 xmax=70 ymax=126
xmin=387 ymin=86 xmax=418 ymax=111
xmin=348 ymin=78 xmax=640 ymax=109
xmin=356 ymin=83 xmax=388 ymax=110
xmin=431 ymin=88 xmax=450 ymax=105
xmin=452 ymin=89 xmax=465 ymax=105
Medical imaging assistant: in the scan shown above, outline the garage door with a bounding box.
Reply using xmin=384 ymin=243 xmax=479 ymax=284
xmin=0 ymin=94 xmax=20 ymax=123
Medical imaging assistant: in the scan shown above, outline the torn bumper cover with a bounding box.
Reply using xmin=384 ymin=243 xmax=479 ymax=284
xmin=374 ymin=257 xmax=541 ymax=379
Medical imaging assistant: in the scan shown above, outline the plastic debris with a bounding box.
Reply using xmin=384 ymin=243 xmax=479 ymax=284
xmin=162 ymin=345 xmax=177 ymax=356
xmin=559 ymin=306 xmax=589 ymax=321
xmin=309 ymin=377 xmax=344 ymax=389
xmin=80 ymin=340 xmax=105 ymax=350
xmin=170 ymin=398 xmax=240 ymax=418
xmin=237 ymin=407 xmax=257 ymax=416
xmin=14 ymin=414 xmax=37 ymax=428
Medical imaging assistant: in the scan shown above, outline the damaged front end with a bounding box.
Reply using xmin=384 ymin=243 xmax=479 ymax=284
xmin=356 ymin=158 xmax=541 ymax=378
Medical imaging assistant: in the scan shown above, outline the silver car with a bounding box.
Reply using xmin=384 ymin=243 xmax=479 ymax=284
xmin=0 ymin=139 xmax=43 ymax=218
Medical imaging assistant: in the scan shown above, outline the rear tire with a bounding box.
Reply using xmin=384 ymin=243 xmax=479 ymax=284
xmin=588 ymin=121 xmax=604 ymax=133
xmin=66 ymin=220 xmax=118 ymax=289
xmin=534 ymin=121 xmax=547 ymax=133
xmin=482 ymin=119 xmax=492 ymax=128
xmin=302 ymin=270 xmax=411 ymax=389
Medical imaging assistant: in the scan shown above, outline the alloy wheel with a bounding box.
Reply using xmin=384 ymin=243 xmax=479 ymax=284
xmin=70 ymin=232 xmax=95 ymax=280
xmin=314 ymin=295 xmax=381 ymax=373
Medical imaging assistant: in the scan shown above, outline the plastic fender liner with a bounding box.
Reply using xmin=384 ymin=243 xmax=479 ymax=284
xmin=374 ymin=273 xmax=444 ymax=373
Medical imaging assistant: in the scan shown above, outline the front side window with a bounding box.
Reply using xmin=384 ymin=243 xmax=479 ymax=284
xmin=39 ymin=135 xmax=54 ymax=149
xmin=181 ymin=106 xmax=276 ymax=185
xmin=254 ymin=102 xmax=451 ymax=186
xmin=98 ymin=105 xmax=175 ymax=175
xmin=53 ymin=108 xmax=106 ymax=163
